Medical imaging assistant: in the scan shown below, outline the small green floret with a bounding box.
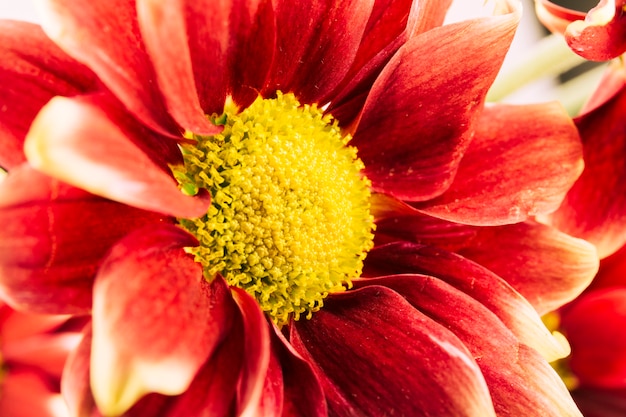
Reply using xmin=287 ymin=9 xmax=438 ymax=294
xmin=173 ymin=92 xmax=374 ymax=325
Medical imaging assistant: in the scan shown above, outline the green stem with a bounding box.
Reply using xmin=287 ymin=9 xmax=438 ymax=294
xmin=555 ymin=63 xmax=608 ymax=116
xmin=487 ymin=34 xmax=587 ymax=102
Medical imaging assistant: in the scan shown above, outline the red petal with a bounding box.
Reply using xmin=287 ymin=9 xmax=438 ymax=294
xmin=535 ymin=0 xmax=586 ymax=34
xmin=0 ymin=303 xmax=70 ymax=342
xmin=0 ymin=369 xmax=67 ymax=417
xmin=138 ymin=0 xmax=274 ymax=116
xmin=0 ymin=165 xmax=167 ymax=314
xmin=36 ymin=0 xmax=179 ymax=134
xmin=374 ymin=209 xmax=478 ymax=248
xmin=164 ymin=311 xmax=246 ymax=417
xmin=457 ymin=221 xmax=598 ymax=315
xmin=24 ymin=94 xmax=211 ymax=218
xmin=292 ymin=285 xmax=496 ymax=417
xmin=571 ymin=386 xmax=626 ymax=417
xmin=415 ymin=102 xmax=583 ymax=225
xmin=364 ymin=242 xmax=569 ymax=361
xmin=61 ymin=326 xmax=99 ymax=417
xmin=137 ymin=0 xmax=232 ymax=131
xmin=90 ymin=225 xmax=235 ymax=415
xmin=230 ymin=287 xmax=271 ymax=417
xmin=565 ymin=0 xmax=626 ymax=61
xmin=327 ymin=0 xmax=421 ymax=125
xmin=547 ymin=70 xmax=626 ymax=258
xmin=3 ymin=332 xmax=81 ymax=379
xmin=589 ymin=243 xmax=626 ymax=290
xmin=264 ymin=0 xmax=374 ymax=104
xmin=0 ymin=20 xmax=98 ymax=170
xmin=354 ymin=275 xmax=582 ymax=416
xmin=62 ymin=325 xmax=172 ymax=417
xmin=561 ymin=288 xmax=626 ymax=388
xmin=272 ymin=324 xmax=327 ymax=417
xmin=353 ymin=4 xmax=520 ymax=201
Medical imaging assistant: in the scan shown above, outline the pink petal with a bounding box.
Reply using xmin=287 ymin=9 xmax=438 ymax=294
xmin=264 ymin=0 xmax=374 ymax=104
xmin=565 ymin=0 xmax=626 ymax=61
xmin=36 ymin=0 xmax=180 ymax=134
xmin=457 ymin=221 xmax=598 ymax=315
xmin=0 ymin=20 xmax=98 ymax=170
xmin=90 ymin=225 xmax=235 ymax=415
xmin=561 ymin=288 xmax=626 ymax=388
xmin=291 ymin=285 xmax=496 ymax=416
xmin=353 ymin=3 xmax=520 ymax=201
xmin=0 ymin=164 xmax=167 ymax=314
xmin=415 ymin=102 xmax=583 ymax=225
xmin=364 ymin=242 xmax=569 ymax=362
xmin=547 ymin=70 xmax=626 ymax=258
xmin=24 ymin=94 xmax=211 ymax=218
xmin=354 ymin=275 xmax=582 ymax=416
xmin=230 ymin=287 xmax=271 ymax=417
xmin=138 ymin=0 xmax=274 ymax=116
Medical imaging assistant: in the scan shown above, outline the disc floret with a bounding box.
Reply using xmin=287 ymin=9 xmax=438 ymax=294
xmin=173 ymin=92 xmax=374 ymax=325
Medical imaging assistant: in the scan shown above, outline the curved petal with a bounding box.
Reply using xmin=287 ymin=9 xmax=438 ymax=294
xmin=0 ymin=369 xmax=67 ymax=417
xmin=457 ymin=221 xmax=598 ymax=315
xmin=0 ymin=20 xmax=99 ymax=171
xmin=589 ymin=243 xmax=626 ymax=290
xmin=415 ymin=102 xmax=583 ymax=225
xmin=137 ymin=0 xmax=274 ymax=117
xmin=546 ymin=70 xmax=626 ymax=258
xmin=90 ymin=225 xmax=235 ymax=415
xmin=535 ymin=0 xmax=586 ymax=34
xmin=291 ymin=285 xmax=496 ymax=416
xmin=263 ymin=0 xmax=374 ymax=104
xmin=353 ymin=2 xmax=520 ymax=201
xmin=0 ymin=303 xmax=70 ymax=342
xmin=0 ymin=164 xmax=167 ymax=314
xmin=62 ymin=325 xmax=172 ymax=417
xmin=364 ymin=242 xmax=570 ymax=362
xmin=565 ymin=0 xmax=626 ymax=61
xmin=271 ymin=324 xmax=327 ymax=417
xmin=561 ymin=288 xmax=626 ymax=389
xmin=374 ymin=210 xmax=478 ymax=248
xmin=354 ymin=275 xmax=582 ymax=416
xmin=327 ymin=0 xmax=421 ymax=125
xmin=24 ymin=94 xmax=211 ymax=218
xmin=230 ymin=287 xmax=271 ymax=417
xmin=164 ymin=311 xmax=246 ymax=417
xmin=35 ymin=0 xmax=179 ymax=134
xmin=3 ymin=332 xmax=82 ymax=379
xmin=571 ymin=386 xmax=626 ymax=417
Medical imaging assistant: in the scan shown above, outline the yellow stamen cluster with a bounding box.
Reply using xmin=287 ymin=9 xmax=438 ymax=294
xmin=173 ymin=92 xmax=374 ymax=325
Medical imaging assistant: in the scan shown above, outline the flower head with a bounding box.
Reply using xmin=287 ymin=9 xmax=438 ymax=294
xmin=0 ymin=0 xmax=597 ymax=416
xmin=535 ymin=0 xmax=626 ymax=61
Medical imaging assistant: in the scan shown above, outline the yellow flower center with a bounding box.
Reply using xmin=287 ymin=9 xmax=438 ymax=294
xmin=173 ymin=92 xmax=374 ymax=325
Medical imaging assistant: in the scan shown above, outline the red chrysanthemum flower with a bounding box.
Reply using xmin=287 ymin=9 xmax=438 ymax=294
xmin=0 ymin=302 xmax=81 ymax=417
xmin=0 ymin=0 xmax=598 ymax=416
xmin=535 ymin=0 xmax=626 ymax=61
xmin=550 ymin=243 xmax=626 ymax=417
xmin=536 ymin=0 xmax=626 ymax=258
